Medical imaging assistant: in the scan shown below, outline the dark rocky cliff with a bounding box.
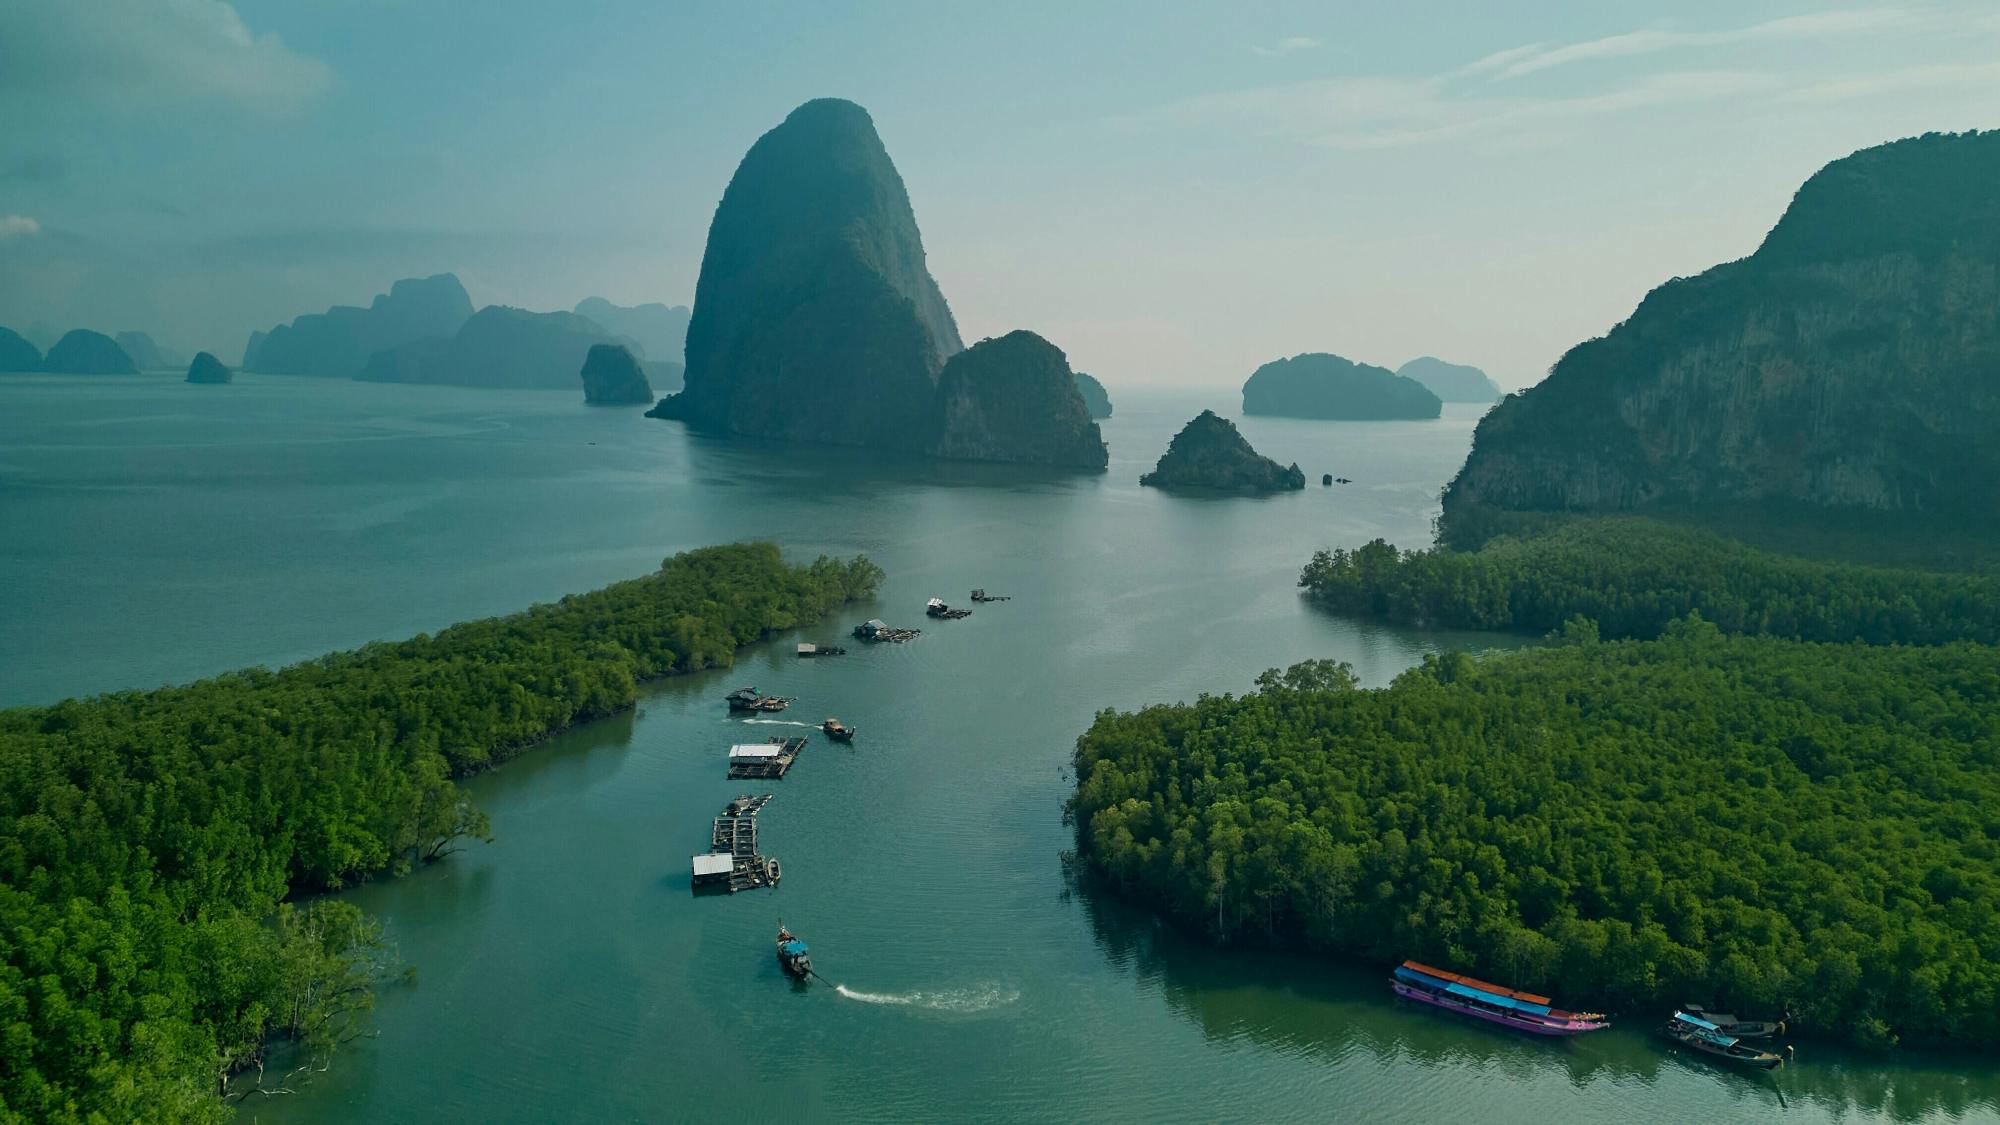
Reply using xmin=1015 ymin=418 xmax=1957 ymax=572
xmin=1442 ymin=130 xmax=2000 ymax=541
xmin=251 ymin=274 xmax=474 ymax=377
xmin=651 ymin=98 xmax=962 ymax=447
xmin=1141 ymin=410 xmax=1304 ymax=492
xmin=1242 ymin=353 xmax=1441 ymax=420
xmin=579 ymin=343 xmax=654 ymax=405
xmin=932 ymin=332 xmax=1107 ymax=469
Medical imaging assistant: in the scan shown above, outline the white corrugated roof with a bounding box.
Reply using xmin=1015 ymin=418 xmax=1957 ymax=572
xmin=728 ymin=744 xmax=782 ymax=759
xmin=690 ymin=854 xmax=734 ymax=876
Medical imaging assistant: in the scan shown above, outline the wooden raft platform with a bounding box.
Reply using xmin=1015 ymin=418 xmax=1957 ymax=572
xmin=727 ymin=735 xmax=809 ymax=780
xmin=693 ymin=792 xmax=782 ymax=893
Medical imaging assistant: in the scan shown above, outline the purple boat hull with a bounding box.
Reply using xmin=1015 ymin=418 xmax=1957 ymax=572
xmin=1392 ymin=982 xmax=1608 ymax=1037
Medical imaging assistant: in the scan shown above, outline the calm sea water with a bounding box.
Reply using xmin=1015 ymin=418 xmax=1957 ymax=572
xmin=2 ymin=373 xmax=1993 ymax=1124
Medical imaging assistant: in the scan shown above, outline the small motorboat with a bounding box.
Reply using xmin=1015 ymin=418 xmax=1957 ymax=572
xmin=776 ymin=923 xmax=811 ymax=979
xmin=970 ymin=589 xmax=1010 ymax=602
xmin=1665 ymin=1011 xmax=1788 ymax=1069
xmin=1681 ymin=1003 xmax=1788 ymax=1039
xmin=821 ymin=718 xmax=855 ymax=742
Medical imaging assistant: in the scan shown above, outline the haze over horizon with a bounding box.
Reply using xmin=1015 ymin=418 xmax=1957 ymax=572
xmin=6 ymin=1 xmax=2000 ymax=390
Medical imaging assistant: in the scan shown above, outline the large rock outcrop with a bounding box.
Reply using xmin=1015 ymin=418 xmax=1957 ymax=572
xmin=1242 ymin=353 xmax=1442 ymax=420
xmin=42 ymin=330 xmax=137 ymax=374
xmin=185 ymin=352 xmax=232 ymax=384
xmin=1074 ymin=371 xmax=1113 ymax=418
xmin=1141 ymin=410 xmax=1304 ymax=492
xmin=250 ymin=274 xmax=474 ymax=377
xmin=242 ymin=330 xmax=267 ymax=369
xmin=360 ymin=306 xmax=636 ymax=389
xmin=1442 ymin=130 xmax=2000 ymax=540
xmin=579 ymin=343 xmax=654 ymax=405
xmin=0 ymin=327 xmax=42 ymax=372
xmin=650 ymin=98 xmax=963 ymax=447
xmin=574 ymin=298 xmax=689 ymax=363
xmin=932 ymin=332 xmax=1107 ymax=468
xmin=1398 ymin=356 xmax=1501 ymax=403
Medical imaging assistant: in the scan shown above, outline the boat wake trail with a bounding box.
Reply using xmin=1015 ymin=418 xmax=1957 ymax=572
xmin=832 ymin=983 xmax=1020 ymax=1013
xmin=739 ymin=718 xmax=816 ymax=728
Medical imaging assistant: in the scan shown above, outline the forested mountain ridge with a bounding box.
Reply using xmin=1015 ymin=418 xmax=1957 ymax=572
xmin=0 ymin=544 xmax=880 ymax=1122
xmin=1442 ymin=130 xmax=2000 ymax=543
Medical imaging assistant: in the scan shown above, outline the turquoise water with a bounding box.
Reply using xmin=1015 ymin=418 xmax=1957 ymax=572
xmin=2 ymin=373 xmax=1993 ymax=1123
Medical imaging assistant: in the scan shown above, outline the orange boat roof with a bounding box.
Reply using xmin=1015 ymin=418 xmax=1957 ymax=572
xmin=1402 ymin=960 xmax=1552 ymax=1006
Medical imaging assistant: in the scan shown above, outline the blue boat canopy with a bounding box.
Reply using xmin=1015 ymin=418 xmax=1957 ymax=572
xmin=780 ymin=940 xmax=808 ymax=955
xmin=1401 ymin=967 xmax=1553 ymax=1017
xmin=1674 ymin=1011 xmax=1721 ymax=1031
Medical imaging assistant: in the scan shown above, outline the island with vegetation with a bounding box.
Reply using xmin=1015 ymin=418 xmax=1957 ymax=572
xmin=1141 ymin=410 xmax=1303 ymax=493
xmin=651 ymin=98 xmax=1110 ymax=470
xmin=579 ymin=343 xmax=655 ymax=405
xmin=41 ymin=329 xmax=138 ymax=374
xmin=1070 ymin=625 xmax=2000 ymax=1050
xmin=1443 ymin=130 xmax=2000 ymax=540
xmin=932 ymin=332 xmax=1107 ymax=469
xmin=360 ymin=305 xmax=637 ymax=389
xmin=185 ymin=351 xmax=233 ymax=384
xmin=1396 ymin=356 xmax=1501 ymax=403
xmin=1241 ymin=352 xmax=1441 ymax=420
xmin=0 ymin=543 xmax=881 ymax=1122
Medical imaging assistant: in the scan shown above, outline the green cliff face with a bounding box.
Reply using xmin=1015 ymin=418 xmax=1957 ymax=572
xmin=1141 ymin=410 xmax=1304 ymax=492
xmin=1443 ymin=130 xmax=2000 ymax=542
xmin=932 ymin=332 xmax=1107 ymax=469
xmin=579 ymin=343 xmax=654 ymax=405
xmin=654 ymin=98 xmax=962 ymax=447
xmin=1242 ymin=353 xmax=1441 ymax=420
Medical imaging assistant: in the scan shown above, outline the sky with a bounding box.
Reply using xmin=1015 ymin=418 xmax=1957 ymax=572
xmin=4 ymin=1 xmax=2000 ymax=389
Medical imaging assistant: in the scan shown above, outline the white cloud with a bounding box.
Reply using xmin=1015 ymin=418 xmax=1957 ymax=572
xmin=1486 ymin=9 xmax=1914 ymax=80
xmin=0 ymin=215 xmax=41 ymax=239
xmin=1123 ymin=5 xmax=2000 ymax=150
xmin=0 ymin=0 xmax=333 ymax=113
xmin=1252 ymin=36 xmax=1321 ymax=58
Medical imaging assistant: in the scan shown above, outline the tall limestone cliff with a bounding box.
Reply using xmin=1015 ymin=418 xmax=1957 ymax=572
xmin=651 ymin=98 xmax=963 ymax=447
xmin=251 ymin=274 xmax=474 ymax=377
xmin=932 ymin=332 xmax=1106 ymax=468
xmin=1442 ymin=130 xmax=2000 ymax=542
xmin=1073 ymin=371 xmax=1114 ymax=419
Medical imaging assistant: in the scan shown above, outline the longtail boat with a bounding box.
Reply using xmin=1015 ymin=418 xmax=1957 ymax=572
xmin=1665 ymin=1011 xmax=1788 ymax=1069
xmin=1391 ymin=961 xmax=1610 ymax=1037
xmin=1681 ymin=1003 xmax=1787 ymax=1040
xmin=776 ymin=923 xmax=812 ymax=979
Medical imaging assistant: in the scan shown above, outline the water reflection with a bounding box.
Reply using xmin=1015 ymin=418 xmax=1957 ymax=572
xmin=1072 ymin=874 xmax=2000 ymax=1122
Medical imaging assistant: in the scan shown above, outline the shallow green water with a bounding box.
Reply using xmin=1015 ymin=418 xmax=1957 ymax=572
xmin=2 ymin=374 xmax=1993 ymax=1123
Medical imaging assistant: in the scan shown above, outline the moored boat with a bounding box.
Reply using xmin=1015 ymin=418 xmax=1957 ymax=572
xmin=1391 ymin=961 xmax=1610 ymax=1037
xmin=1665 ymin=1011 xmax=1788 ymax=1069
xmin=777 ymin=923 xmax=811 ymax=979
xmin=725 ymin=686 xmax=791 ymax=712
xmin=1681 ymin=1003 xmax=1788 ymax=1040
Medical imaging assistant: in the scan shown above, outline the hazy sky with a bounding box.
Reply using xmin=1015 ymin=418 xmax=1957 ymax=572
xmin=5 ymin=1 xmax=2000 ymax=387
